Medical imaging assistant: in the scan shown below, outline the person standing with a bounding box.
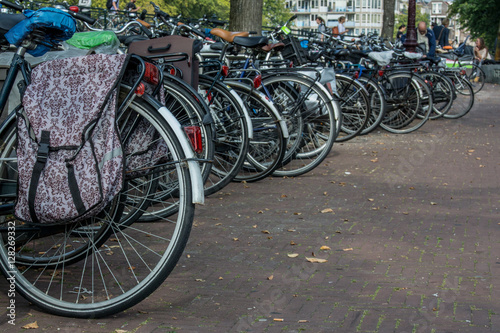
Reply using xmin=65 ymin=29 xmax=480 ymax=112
xmin=433 ymin=18 xmax=450 ymax=48
xmin=316 ymin=16 xmax=326 ymax=41
xmin=126 ymin=0 xmax=140 ymax=12
xmin=396 ymin=24 xmax=406 ymax=40
xmin=337 ymin=16 xmax=349 ymax=39
xmin=401 ymin=21 xmax=436 ymax=58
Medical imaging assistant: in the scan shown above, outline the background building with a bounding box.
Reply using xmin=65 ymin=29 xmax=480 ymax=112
xmin=285 ymin=0 xmax=382 ymax=36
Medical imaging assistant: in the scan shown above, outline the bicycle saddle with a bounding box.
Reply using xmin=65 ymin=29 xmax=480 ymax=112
xmin=210 ymin=28 xmax=249 ymax=43
xmin=232 ymin=36 xmax=268 ymax=48
xmin=261 ymin=42 xmax=285 ymax=53
xmin=118 ymin=34 xmax=149 ymax=46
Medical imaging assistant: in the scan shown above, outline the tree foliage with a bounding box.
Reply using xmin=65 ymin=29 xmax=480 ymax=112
xmin=448 ymin=0 xmax=500 ymax=50
xmin=76 ymin=0 xmax=229 ymax=20
xmin=263 ymin=0 xmax=291 ymax=27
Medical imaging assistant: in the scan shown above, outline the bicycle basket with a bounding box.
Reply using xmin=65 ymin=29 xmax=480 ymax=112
xmin=5 ymin=7 xmax=76 ymax=57
xmin=15 ymin=54 xmax=128 ymax=225
xmin=281 ymin=35 xmax=308 ymax=66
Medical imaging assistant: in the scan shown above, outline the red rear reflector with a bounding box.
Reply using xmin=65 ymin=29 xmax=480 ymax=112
xmin=253 ymin=74 xmax=262 ymax=89
xmin=144 ymin=62 xmax=159 ymax=85
xmin=378 ymin=70 xmax=384 ymax=77
xmin=69 ymin=6 xmax=79 ymax=12
xmin=460 ymin=69 xmax=466 ymax=75
xmin=184 ymin=126 xmax=203 ymax=153
xmin=170 ymin=68 xmax=176 ymax=75
xmin=135 ymin=83 xmax=145 ymax=96
xmin=222 ymin=65 xmax=229 ymax=77
xmin=353 ymin=71 xmax=359 ymax=79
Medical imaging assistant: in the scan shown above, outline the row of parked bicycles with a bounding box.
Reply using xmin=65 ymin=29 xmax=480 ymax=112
xmin=0 ymin=0 xmax=478 ymax=319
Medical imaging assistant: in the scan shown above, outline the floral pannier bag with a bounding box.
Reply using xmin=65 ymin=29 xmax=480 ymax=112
xmin=15 ymin=53 xmax=129 ymax=225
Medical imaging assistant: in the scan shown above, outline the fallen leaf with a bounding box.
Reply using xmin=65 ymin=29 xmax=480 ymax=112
xmin=290 ymin=241 xmax=296 ymax=245
xmin=22 ymin=322 xmax=38 ymax=329
xmin=262 ymin=230 xmax=270 ymax=234
xmin=233 ymin=238 xmax=239 ymax=241
xmin=258 ymin=210 xmax=264 ymax=214
xmin=273 ymin=318 xmax=284 ymax=322
xmin=306 ymin=257 xmax=327 ymax=263
xmin=335 ymin=231 xmax=342 ymax=234
xmin=267 ymin=275 xmax=274 ymax=280
xmin=321 ymin=208 xmax=334 ymax=213
xmin=186 ymin=254 xmax=191 ymax=258
xmin=409 ymin=186 xmax=415 ymax=190
xmin=402 ymin=212 xmax=409 ymax=215
xmin=320 ymin=246 xmax=331 ymax=250
xmin=476 ymin=157 xmax=481 ymax=160
xmin=468 ymin=149 xmax=475 ymax=153
xmin=298 ymin=320 xmax=309 ymax=323
xmin=195 ymin=278 xmax=205 ymax=282
xmin=115 ymin=330 xmax=128 ymax=333
xmin=219 ymin=276 xmax=223 ymax=280
xmin=343 ymin=248 xmax=354 ymax=251
xmin=215 ymin=223 xmax=222 ymax=226
xmin=287 ymin=229 xmax=296 ymax=232
xmin=253 ymin=225 xmax=257 ymax=228
xmin=479 ymin=165 xmax=485 ymax=168
xmin=128 ymin=266 xmax=136 ymax=271
xmin=323 ymin=192 xmax=328 ymax=196
xmin=430 ymin=202 xmax=437 ymax=205
xmin=288 ymin=253 xmax=299 ymax=258
xmin=370 ymin=158 xmax=378 ymax=163
xmin=293 ymin=212 xmax=302 ymax=215
xmin=281 ymin=194 xmax=288 ymax=198
xmin=267 ymin=236 xmax=273 ymax=240
xmin=368 ymin=198 xmax=374 ymax=202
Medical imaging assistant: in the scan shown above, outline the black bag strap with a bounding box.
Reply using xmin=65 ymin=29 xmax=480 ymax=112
xmin=437 ymin=27 xmax=444 ymax=46
xmin=28 ymin=130 xmax=50 ymax=224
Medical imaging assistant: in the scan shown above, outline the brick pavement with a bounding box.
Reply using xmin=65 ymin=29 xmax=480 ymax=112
xmin=0 ymin=84 xmax=499 ymax=332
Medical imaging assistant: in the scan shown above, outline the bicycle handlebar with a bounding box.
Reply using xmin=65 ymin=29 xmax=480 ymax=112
xmin=0 ymin=0 xmax=96 ymax=24
xmin=0 ymin=0 xmax=23 ymax=12
xmin=68 ymin=10 xmax=96 ymax=25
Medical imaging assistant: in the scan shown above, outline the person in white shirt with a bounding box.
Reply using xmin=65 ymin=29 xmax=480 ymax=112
xmin=338 ymin=16 xmax=348 ymax=38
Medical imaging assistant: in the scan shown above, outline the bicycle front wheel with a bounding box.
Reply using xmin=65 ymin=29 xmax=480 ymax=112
xmin=0 ymin=98 xmax=195 ymax=318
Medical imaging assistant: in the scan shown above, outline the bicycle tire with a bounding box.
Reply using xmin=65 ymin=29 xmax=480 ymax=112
xmin=198 ymin=75 xmax=250 ymax=195
xmin=380 ymin=72 xmax=433 ymax=134
xmin=0 ymin=97 xmax=196 ymax=318
xmin=261 ymin=74 xmax=337 ymax=177
xmin=334 ymin=74 xmax=370 ymax=141
xmin=225 ymin=81 xmax=287 ymax=183
xmin=358 ymin=76 xmax=387 ymax=135
xmin=419 ymin=71 xmax=454 ymax=119
xmin=443 ymin=74 xmax=475 ymax=119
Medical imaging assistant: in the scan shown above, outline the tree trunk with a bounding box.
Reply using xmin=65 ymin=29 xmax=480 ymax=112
xmin=381 ymin=0 xmax=396 ymax=40
xmin=496 ymin=19 xmax=500 ymax=61
xmin=229 ymin=0 xmax=264 ymax=34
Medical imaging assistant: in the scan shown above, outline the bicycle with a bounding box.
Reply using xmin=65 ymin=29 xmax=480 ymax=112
xmin=0 ymin=1 xmax=205 ymax=318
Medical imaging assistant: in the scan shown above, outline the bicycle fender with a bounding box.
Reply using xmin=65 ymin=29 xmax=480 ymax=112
xmin=227 ymin=87 xmax=254 ymax=139
xmin=143 ymin=95 xmax=205 ymax=205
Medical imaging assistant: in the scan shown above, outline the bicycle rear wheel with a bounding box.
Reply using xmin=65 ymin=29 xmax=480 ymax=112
xmin=334 ymin=74 xmax=370 ymax=141
xmin=226 ymin=81 xmax=286 ymax=183
xmin=443 ymin=74 xmax=475 ymax=119
xmin=261 ymin=74 xmax=337 ymax=177
xmin=380 ymin=73 xmax=432 ymax=134
xmin=0 ymin=98 xmax=195 ymax=318
xmin=198 ymin=76 xmax=250 ymax=195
